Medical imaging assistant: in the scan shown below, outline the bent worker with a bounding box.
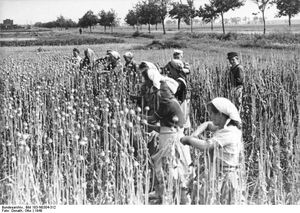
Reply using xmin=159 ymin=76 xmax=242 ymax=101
xmin=80 ymin=48 xmax=96 ymax=71
xmin=105 ymin=50 xmax=122 ymax=71
xmin=142 ymin=66 xmax=192 ymax=204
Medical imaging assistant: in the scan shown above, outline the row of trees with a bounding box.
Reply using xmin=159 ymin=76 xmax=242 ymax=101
xmin=34 ymin=9 xmax=119 ymax=32
xmin=34 ymin=0 xmax=300 ymax=35
xmin=125 ymin=0 xmax=300 ymax=34
xmin=34 ymin=15 xmax=77 ymax=29
xmin=78 ymin=9 xmax=119 ymax=32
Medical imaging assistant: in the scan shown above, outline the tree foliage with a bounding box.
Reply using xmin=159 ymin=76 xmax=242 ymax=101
xmin=198 ymin=1 xmax=219 ymax=31
xmin=276 ymin=0 xmax=300 ymax=26
xmin=198 ymin=4 xmax=217 ymax=23
xmin=135 ymin=0 xmax=160 ymax=33
xmin=186 ymin=0 xmax=198 ymax=32
xmin=34 ymin=16 xmax=77 ymax=29
xmin=153 ymin=0 xmax=170 ymax=34
xmin=169 ymin=1 xmax=189 ymax=30
xmin=78 ymin=10 xmax=98 ymax=32
xmin=212 ymin=0 xmax=245 ymax=34
xmin=99 ymin=9 xmax=118 ymax=32
xmin=252 ymin=0 xmax=274 ymax=34
xmin=125 ymin=9 xmax=139 ymax=27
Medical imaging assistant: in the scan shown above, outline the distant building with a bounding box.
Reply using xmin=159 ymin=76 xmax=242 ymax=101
xmin=3 ymin=19 xmax=13 ymax=27
xmin=0 ymin=19 xmax=23 ymax=30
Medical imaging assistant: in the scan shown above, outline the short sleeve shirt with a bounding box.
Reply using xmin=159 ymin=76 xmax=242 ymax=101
xmin=207 ymin=125 xmax=242 ymax=166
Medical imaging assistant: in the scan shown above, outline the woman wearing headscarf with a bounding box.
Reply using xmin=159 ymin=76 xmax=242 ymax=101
xmin=163 ymin=50 xmax=191 ymax=133
xmin=141 ymin=62 xmax=192 ymax=204
xmin=80 ymin=48 xmax=96 ymax=71
xmin=123 ymin=52 xmax=139 ymax=93
xmin=180 ymin=97 xmax=245 ymax=204
xmin=105 ymin=50 xmax=122 ymax=71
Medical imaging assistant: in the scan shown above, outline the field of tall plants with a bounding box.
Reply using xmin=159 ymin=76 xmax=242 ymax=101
xmin=0 ymin=44 xmax=299 ymax=205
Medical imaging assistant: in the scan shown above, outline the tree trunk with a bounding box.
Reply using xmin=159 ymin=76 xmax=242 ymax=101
xmin=221 ymin=12 xmax=225 ymax=34
xmin=178 ymin=18 xmax=181 ymax=30
xmin=155 ymin=23 xmax=158 ymax=31
xmin=162 ymin=18 xmax=166 ymax=34
xmin=111 ymin=26 xmax=113 ymax=33
xmin=288 ymin=14 xmax=291 ymax=27
xmin=148 ymin=23 xmax=151 ymax=33
xmin=262 ymin=10 xmax=266 ymax=35
xmin=211 ymin=20 xmax=214 ymax=31
xmin=190 ymin=18 xmax=193 ymax=33
xmin=89 ymin=25 xmax=92 ymax=32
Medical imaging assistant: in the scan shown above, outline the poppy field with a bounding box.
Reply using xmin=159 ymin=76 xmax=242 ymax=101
xmin=0 ymin=43 xmax=299 ymax=205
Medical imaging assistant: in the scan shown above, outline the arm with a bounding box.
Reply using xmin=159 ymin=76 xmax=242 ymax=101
xmin=180 ymin=136 xmax=214 ymax=150
xmin=191 ymin=121 xmax=218 ymax=137
xmin=141 ymin=114 xmax=159 ymax=125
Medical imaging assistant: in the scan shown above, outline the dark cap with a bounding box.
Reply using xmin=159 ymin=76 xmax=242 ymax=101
xmin=73 ymin=48 xmax=80 ymax=54
xmin=227 ymin=52 xmax=238 ymax=59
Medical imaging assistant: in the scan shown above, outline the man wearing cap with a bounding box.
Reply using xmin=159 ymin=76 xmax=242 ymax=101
xmin=227 ymin=52 xmax=244 ymax=111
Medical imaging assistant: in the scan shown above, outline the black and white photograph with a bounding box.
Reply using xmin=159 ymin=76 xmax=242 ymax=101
xmin=0 ymin=0 xmax=299 ymax=209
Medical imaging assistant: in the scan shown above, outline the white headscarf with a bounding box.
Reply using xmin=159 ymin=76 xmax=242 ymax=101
xmin=107 ymin=50 xmax=120 ymax=60
xmin=173 ymin=49 xmax=183 ymax=56
xmin=123 ymin=51 xmax=133 ymax=59
xmin=211 ymin=97 xmax=241 ymax=124
xmin=142 ymin=61 xmax=179 ymax=94
xmin=84 ymin=48 xmax=96 ymax=62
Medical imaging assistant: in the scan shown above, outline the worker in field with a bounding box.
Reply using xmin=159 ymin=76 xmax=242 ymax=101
xmin=80 ymin=48 xmax=96 ymax=71
xmin=141 ymin=68 xmax=192 ymax=204
xmin=71 ymin=48 xmax=82 ymax=68
xmin=103 ymin=50 xmax=122 ymax=71
xmin=163 ymin=49 xmax=190 ymax=80
xmin=163 ymin=49 xmax=191 ymax=133
xmin=227 ymin=52 xmax=244 ymax=111
xmin=123 ymin=51 xmax=137 ymax=73
xmin=131 ymin=62 xmax=162 ymax=116
xmin=180 ymin=97 xmax=246 ymax=204
xmin=130 ymin=62 xmax=161 ymax=155
xmin=123 ymin=52 xmax=139 ymax=94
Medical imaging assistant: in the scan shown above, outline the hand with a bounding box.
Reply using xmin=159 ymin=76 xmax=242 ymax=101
xmin=180 ymin=136 xmax=191 ymax=146
xmin=207 ymin=122 xmax=219 ymax=132
xmin=191 ymin=122 xmax=211 ymax=137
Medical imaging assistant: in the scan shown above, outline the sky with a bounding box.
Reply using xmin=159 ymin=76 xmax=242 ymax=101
xmin=0 ymin=0 xmax=299 ymax=25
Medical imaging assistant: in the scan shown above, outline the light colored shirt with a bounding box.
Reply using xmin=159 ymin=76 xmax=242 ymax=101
xmin=207 ymin=125 xmax=242 ymax=167
xmin=71 ymin=55 xmax=82 ymax=67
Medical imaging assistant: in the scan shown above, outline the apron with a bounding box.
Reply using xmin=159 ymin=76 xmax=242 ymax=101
xmin=152 ymin=127 xmax=192 ymax=191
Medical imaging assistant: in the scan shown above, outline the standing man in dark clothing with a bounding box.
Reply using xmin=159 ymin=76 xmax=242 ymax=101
xmin=227 ymin=52 xmax=244 ymax=111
